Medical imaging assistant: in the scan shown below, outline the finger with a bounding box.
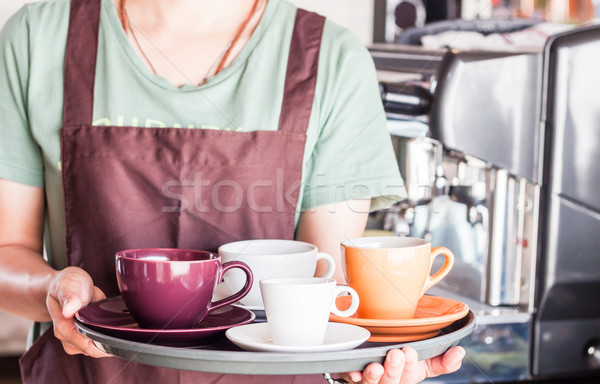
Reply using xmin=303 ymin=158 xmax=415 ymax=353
xmin=441 ymin=346 xmax=465 ymax=373
xmin=50 ymin=268 xmax=95 ymax=317
xmin=93 ymin=286 xmax=107 ymax=302
xmin=338 ymin=372 xmax=362 ymax=383
xmin=378 ymin=349 xmax=406 ymax=384
xmin=47 ymin=292 xmax=111 ymax=358
xmin=57 ymin=283 xmax=92 ymax=318
xmin=62 ymin=341 xmax=82 ymax=355
xmin=47 ymin=293 xmax=77 ymax=333
xmin=61 ymin=295 xmax=83 ymax=318
xmin=73 ymin=335 xmax=111 ymax=358
xmin=360 ymin=363 xmax=385 ymax=384
xmin=62 ymin=282 xmax=106 ymax=316
xmin=62 ymin=338 xmax=110 ymax=358
xmin=398 ymin=347 xmax=422 ymax=384
xmin=425 ymin=346 xmax=466 ymax=377
xmin=56 ymin=317 xmax=111 ymax=358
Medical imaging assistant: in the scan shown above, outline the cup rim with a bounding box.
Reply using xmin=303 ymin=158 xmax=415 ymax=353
xmin=341 ymin=236 xmax=430 ymax=250
xmin=115 ymin=248 xmax=219 ymax=263
xmin=218 ymin=239 xmax=317 ymax=256
xmin=259 ymin=277 xmax=335 ymax=287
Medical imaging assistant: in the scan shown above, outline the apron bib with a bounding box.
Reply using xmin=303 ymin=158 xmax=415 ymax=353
xmin=20 ymin=0 xmax=326 ymax=382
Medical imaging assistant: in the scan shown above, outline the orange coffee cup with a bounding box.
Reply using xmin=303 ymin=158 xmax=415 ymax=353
xmin=341 ymin=236 xmax=454 ymax=320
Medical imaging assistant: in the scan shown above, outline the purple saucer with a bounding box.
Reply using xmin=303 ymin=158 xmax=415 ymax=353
xmin=75 ymin=296 xmax=255 ymax=347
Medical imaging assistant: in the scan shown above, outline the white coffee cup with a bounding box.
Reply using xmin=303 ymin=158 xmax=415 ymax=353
xmin=260 ymin=277 xmax=359 ymax=346
xmin=218 ymin=240 xmax=336 ymax=308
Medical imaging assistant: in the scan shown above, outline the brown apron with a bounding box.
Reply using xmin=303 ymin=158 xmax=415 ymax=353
xmin=20 ymin=0 xmax=326 ymax=382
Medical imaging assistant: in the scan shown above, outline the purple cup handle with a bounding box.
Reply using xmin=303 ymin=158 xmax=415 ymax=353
xmin=208 ymin=261 xmax=253 ymax=312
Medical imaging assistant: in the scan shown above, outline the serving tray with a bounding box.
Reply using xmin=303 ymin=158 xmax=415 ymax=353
xmin=75 ymin=311 xmax=475 ymax=375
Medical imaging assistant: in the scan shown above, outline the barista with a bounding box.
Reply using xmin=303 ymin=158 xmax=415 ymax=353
xmin=0 ymin=0 xmax=465 ymax=383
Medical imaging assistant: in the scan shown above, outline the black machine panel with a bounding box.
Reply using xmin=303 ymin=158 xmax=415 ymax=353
xmin=535 ymin=25 xmax=600 ymax=377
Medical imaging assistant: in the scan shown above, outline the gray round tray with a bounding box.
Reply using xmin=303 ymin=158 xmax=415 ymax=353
xmin=77 ymin=311 xmax=475 ymax=375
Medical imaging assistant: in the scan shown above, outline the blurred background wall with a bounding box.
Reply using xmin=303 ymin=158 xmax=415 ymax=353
xmin=0 ymin=0 xmax=374 ymax=43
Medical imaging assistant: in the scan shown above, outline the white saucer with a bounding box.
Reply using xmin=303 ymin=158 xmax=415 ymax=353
xmin=226 ymin=322 xmax=370 ymax=353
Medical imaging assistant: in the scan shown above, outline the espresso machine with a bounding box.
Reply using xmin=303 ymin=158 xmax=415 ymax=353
xmin=368 ymin=24 xmax=600 ymax=382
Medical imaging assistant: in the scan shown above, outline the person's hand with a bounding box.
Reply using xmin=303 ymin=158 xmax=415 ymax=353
xmin=46 ymin=266 xmax=111 ymax=358
xmin=338 ymin=346 xmax=465 ymax=384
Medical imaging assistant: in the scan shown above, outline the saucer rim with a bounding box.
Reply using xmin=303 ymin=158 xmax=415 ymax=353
xmin=367 ymin=330 xmax=440 ymax=342
xmin=329 ymin=295 xmax=469 ymax=327
xmin=75 ymin=296 xmax=256 ymax=334
xmin=225 ymin=322 xmax=370 ymax=353
xmin=231 ymin=302 xmax=265 ymax=312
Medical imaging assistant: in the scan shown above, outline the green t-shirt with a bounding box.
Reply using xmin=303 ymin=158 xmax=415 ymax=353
xmin=0 ymin=0 xmax=405 ymax=269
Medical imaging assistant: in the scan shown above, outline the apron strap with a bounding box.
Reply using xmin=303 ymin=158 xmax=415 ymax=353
xmin=278 ymin=9 xmax=326 ymax=135
xmin=63 ymin=0 xmax=101 ymax=127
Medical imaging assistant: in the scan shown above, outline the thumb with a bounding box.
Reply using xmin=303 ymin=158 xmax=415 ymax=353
xmin=61 ymin=294 xmax=84 ymax=318
xmin=53 ymin=268 xmax=96 ymax=318
xmin=59 ymin=286 xmax=106 ymax=318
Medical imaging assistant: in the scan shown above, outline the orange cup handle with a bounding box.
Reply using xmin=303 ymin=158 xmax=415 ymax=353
xmin=421 ymin=246 xmax=454 ymax=296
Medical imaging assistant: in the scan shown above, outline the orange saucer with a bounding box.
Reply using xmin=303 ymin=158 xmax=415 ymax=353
xmin=329 ymin=295 xmax=469 ymax=342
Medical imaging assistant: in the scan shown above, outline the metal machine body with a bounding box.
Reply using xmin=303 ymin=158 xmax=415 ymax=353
xmin=368 ymin=24 xmax=600 ymax=382
xmin=534 ymin=25 xmax=600 ymax=377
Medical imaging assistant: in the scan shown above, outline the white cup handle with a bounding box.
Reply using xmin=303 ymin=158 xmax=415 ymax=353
xmin=330 ymin=285 xmax=359 ymax=317
xmin=315 ymin=252 xmax=336 ymax=279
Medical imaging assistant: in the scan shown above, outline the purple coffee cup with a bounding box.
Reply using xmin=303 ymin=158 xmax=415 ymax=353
xmin=115 ymin=248 xmax=253 ymax=329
